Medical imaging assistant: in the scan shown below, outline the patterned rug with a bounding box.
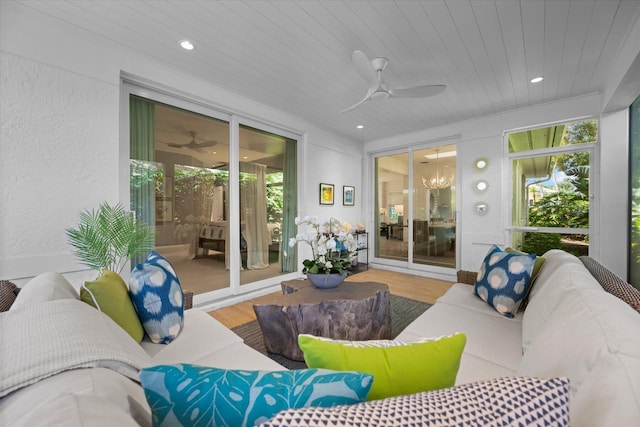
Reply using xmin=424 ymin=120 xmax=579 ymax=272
xmin=231 ymin=294 xmax=432 ymax=370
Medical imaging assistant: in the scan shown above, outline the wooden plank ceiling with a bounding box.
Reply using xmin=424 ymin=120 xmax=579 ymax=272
xmin=13 ymin=0 xmax=640 ymax=143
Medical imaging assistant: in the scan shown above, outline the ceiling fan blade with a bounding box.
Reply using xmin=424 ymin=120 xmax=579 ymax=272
xmin=339 ymin=89 xmax=373 ymax=113
xmin=351 ymin=50 xmax=378 ymax=89
xmin=389 ymin=84 xmax=446 ymax=98
xmin=167 ymin=143 xmax=185 ymax=148
xmin=197 ymin=140 xmax=217 ymax=148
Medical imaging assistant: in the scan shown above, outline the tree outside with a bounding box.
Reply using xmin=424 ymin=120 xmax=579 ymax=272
xmin=522 ymin=120 xmax=595 ymax=256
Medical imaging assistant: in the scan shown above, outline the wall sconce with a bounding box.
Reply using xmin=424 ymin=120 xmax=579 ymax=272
xmin=474 ymin=157 xmax=489 ymax=171
xmin=474 ymin=202 xmax=489 ymax=215
xmin=474 ymin=180 xmax=489 ymax=193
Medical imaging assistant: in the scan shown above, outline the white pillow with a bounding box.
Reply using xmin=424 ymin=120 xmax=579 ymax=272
xmin=10 ymin=272 xmax=78 ymax=311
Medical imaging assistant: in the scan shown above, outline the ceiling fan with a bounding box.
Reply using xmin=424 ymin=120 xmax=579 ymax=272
xmin=167 ymin=131 xmax=217 ymax=151
xmin=340 ymin=50 xmax=446 ymax=113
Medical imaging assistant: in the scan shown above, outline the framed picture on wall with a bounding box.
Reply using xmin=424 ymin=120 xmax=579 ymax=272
xmin=156 ymin=200 xmax=173 ymax=223
xmin=343 ymin=185 xmax=355 ymax=206
xmin=319 ymin=183 xmax=334 ymax=205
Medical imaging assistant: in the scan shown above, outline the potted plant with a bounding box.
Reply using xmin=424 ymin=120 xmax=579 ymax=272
xmin=65 ymin=202 xmax=155 ymax=276
xmin=288 ymin=216 xmax=357 ymax=288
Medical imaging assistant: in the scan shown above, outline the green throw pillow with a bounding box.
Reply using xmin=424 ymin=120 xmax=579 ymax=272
xmin=81 ymin=269 xmax=144 ymax=342
xmin=298 ymin=333 xmax=466 ymax=401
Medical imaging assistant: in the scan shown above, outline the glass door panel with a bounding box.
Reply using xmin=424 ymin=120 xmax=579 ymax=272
xmin=375 ymin=153 xmax=409 ymax=261
xmin=130 ymin=96 xmax=231 ymax=295
xmin=239 ymin=124 xmax=297 ymax=286
xmin=412 ymin=145 xmax=456 ymax=268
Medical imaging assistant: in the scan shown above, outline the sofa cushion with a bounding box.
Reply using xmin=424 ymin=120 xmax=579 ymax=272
xmin=0 ymin=280 xmax=20 ymax=311
xmin=81 ymin=269 xmax=144 ymax=342
xmin=10 ymin=272 xmax=78 ymax=311
xmin=0 ymin=368 xmax=150 ymax=427
xmin=129 ymin=250 xmax=184 ymax=344
xmin=519 ymin=288 xmax=640 ymax=426
xmin=436 ymin=283 xmax=524 ymax=323
xmin=580 ymin=255 xmax=640 ymax=313
xmin=1 ymin=299 xmax=151 ymax=398
xmin=259 ymin=376 xmax=570 ymax=427
xmin=298 ymin=333 xmax=466 ymax=401
xmin=142 ymin=308 xmax=241 ymax=362
xmin=396 ymin=301 xmax=524 ymax=375
xmin=139 ymin=364 xmax=373 ymax=427
xmin=521 ymin=253 xmax=601 ymax=351
xmin=474 ymin=245 xmax=536 ymax=317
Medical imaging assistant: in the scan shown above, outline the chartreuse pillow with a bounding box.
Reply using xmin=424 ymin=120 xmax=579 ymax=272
xmin=80 ymin=269 xmax=144 ymax=342
xmin=474 ymin=245 xmax=536 ymax=318
xmin=139 ymin=364 xmax=373 ymax=427
xmin=129 ymin=250 xmax=184 ymax=344
xmin=298 ymin=333 xmax=466 ymax=401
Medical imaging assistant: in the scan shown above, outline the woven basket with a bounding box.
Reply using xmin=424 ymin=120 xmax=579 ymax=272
xmin=183 ymin=290 xmax=194 ymax=310
xmin=456 ymin=270 xmax=477 ymax=285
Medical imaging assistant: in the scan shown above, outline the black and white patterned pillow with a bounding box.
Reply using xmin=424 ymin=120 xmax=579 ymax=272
xmin=0 ymin=280 xmax=20 ymax=312
xmin=260 ymin=376 xmax=570 ymax=427
xmin=580 ymin=256 xmax=640 ymax=313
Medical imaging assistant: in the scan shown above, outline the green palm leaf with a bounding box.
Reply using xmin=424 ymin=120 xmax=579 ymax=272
xmin=66 ymin=202 xmax=155 ymax=274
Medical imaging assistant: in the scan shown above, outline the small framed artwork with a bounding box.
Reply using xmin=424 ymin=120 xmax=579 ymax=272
xmin=343 ymin=185 xmax=355 ymax=206
xmin=319 ymin=183 xmax=334 ymax=205
xmin=156 ymin=200 xmax=173 ymax=222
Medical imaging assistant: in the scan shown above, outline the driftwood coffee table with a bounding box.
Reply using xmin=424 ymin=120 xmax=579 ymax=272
xmin=253 ymin=279 xmax=391 ymax=361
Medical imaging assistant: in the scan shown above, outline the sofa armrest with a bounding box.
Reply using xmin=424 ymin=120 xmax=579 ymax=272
xmin=183 ymin=290 xmax=194 ymax=310
xmin=456 ymin=270 xmax=477 ymax=285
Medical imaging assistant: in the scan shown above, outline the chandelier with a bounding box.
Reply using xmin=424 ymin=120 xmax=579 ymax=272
xmin=422 ymin=149 xmax=452 ymax=190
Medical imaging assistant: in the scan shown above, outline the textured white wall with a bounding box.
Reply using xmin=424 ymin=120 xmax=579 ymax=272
xmin=0 ymin=2 xmax=363 ymax=285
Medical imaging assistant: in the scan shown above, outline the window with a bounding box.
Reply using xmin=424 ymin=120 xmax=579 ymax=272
xmin=509 ymin=120 xmax=596 ymax=256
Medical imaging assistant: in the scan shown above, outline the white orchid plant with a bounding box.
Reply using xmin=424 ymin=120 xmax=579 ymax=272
xmin=289 ymin=216 xmax=358 ymax=275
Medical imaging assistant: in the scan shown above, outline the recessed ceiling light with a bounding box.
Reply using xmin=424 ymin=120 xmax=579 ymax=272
xmin=356 ymin=125 xmax=364 ymax=129
xmin=180 ymin=40 xmax=194 ymax=50
xmin=243 ymin=156 xmax=248 ymax=159
xmin=530 ymin=76 xmax=543 ymax=83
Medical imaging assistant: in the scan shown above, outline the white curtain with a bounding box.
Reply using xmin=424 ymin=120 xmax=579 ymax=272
xmin=240 ymin=162 xmax=270 ymax=269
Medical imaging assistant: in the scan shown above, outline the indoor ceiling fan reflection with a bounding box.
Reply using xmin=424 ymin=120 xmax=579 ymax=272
xmin=167 ymin=131 xmax=217 ymax=152
xmin=340 ymin=50 xmax=446 ymax=113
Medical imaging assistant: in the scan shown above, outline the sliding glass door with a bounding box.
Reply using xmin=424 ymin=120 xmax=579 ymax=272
xmin=375 ymin=153 xmax=409 ymax=262
xmin=238 ymin=124 xmax=297 ymax=286
xmin=128 ymin=91 xmax=298 ymax=299
xmin=374 ymin=145 xmax=457 ymax=270
xmin=412 ymin=145 xmax=456 ymax=268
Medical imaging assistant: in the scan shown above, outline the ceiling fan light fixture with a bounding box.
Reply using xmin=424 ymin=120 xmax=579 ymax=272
xmin=180 ymin=40 xmax=195 ymax=50
xmin=370 ymin=91 xmax=390 ymax=101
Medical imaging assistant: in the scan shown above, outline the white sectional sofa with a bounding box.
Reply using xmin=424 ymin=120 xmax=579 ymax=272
xmin=1 ymin=249 xmax=639 ymax=426
xmin=397 ymin=249 xmax=640 ymax=426
xmin=0 ymin=281 xmax=284 ymax=427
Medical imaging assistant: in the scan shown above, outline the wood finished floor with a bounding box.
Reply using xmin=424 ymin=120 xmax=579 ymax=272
xmin=209 ymin=268 xmax=454 ymax=329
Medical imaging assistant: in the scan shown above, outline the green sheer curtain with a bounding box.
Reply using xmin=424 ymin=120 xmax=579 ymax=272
xmin=280 ymin=138 xmax=297 ymax=272
xmin=129 ymin=96 xmax=156 ymax=265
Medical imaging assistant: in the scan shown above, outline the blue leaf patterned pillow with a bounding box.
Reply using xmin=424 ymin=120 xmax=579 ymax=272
xmin=474 ymin=245 xmax=536 ymax=318
xmin=129 ymin=251 xmax=184 ymax=344
xmin=139 ymin=364 xmax=373 ymax=427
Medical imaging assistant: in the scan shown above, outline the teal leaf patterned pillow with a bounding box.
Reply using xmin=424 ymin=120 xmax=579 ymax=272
xmin=129 ymin=251 xmax=184 ymax=344
xmin=474 ymin=245 xmax=536 ymax=318
xmin=139 ymin=364 xmax=373 ymax=427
